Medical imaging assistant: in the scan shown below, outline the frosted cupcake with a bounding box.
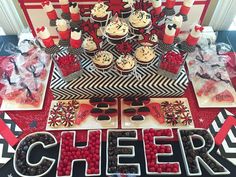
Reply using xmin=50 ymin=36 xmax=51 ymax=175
xmin=138 ymin=33 xmax=159 ymax=47
xmin=92 ymin=51 xmax=113 ymax=71
xmin=119 ymin=0 xmax=134 ymax=18
xmin=129 ymin=10 xmax=152 ymax=34
xmin=115 ymin=54 xmax=136 ymax=75
xmin=135 ymin=46 xmax=156 ymax=66
xmin=91 ymin=2 xmax=110 ymax=26
xmin=105 ymin=18 xmax=129 ymax=44
xmin=82 ymin=36 xmax=98 ymax=56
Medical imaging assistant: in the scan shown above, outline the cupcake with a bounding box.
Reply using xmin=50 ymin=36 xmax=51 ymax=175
xmin=91 ymin=2 xmax=110 ymax=26
xmin=105 ymin=18 xmax=129 ymax=44
xmin=135 ymin=46 xmax=156 ymax=66
xmin=115 ymin=54 xmax=136 ymax=75
xmin=82 ymin=36 xmax=98 ymax=56
xmin=119 ymin=0 xmax=134 ymax=18
xmin=129 ymin=10 xmax=152 ymax=34
xmin=92 ymin=51 xmax=113 ymax=71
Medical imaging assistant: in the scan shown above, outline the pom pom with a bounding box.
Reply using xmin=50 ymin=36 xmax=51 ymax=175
xmin=106 ymin=0 xmax=126 ymax=15
xmin=115 ymin=41 xmax=133 ymax=55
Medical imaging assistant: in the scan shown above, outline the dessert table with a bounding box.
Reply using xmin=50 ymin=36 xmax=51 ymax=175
xmin=0 ymin=31 xmax=236 ymax=176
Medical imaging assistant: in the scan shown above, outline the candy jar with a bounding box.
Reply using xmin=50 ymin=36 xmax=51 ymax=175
xmin=158 ymin=49 xmax=187 ymax=79
xmin=53 ymin=52 xmax=83 ymax=82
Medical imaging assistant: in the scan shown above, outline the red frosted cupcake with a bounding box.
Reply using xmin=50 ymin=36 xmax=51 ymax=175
xmin=128 ymin=10 xmax=152 ymax=34
xmin=115 ymin=54 xmax=136 ymax=75
xmin=105 ymin=17 xmax=129 ymax=44
xmin=92 ymin=51 xmax=113 ymax=71
xmin=135 ymin=46 xmax=157 ymax=66
xmin=91 ymin=2 xmax=110 ymax=26
xmin=82 ymin=36 xmax=99 ymax=56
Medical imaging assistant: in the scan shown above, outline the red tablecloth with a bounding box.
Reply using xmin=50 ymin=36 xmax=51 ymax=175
xmin=1 ymin=55 xmax=236 ymax=143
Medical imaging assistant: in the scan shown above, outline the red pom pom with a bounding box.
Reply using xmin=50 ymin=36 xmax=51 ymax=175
xmin=93 ymin=23 xmax=100 ymax=29
xmin=84 ymin=26 xmax=89 ymax=32
xmin=140 ymin=29 xmax=145 ymax=34
xmin=115 ymin=41 xmax=133 ymax=55
xmin=151 ymin=29 xmax=156 ymax=35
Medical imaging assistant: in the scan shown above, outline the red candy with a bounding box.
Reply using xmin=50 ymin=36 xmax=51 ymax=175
xmin=55 ymin=54 xmax=81 ymax=77
xmin=57 ymin=131 xmax=101 ymax=176
xmin=159 ymin=51 xmax=184 ymax=74
xmin=143 ymin=129 xmax=180 ymax=174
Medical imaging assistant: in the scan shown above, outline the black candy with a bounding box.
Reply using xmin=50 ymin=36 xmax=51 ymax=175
xmin=131 ymin=115 xmax=144 ymax=121
xmin=15 ymin=134 xmax=55 ymax=176
xmin=97 ymin=103 xmax=109 ymax=108
xmin=137 ymin=106 xmax=150 ymax=113
xmin=103 ymin=97 xmax=116 ymax=103
xmin=90 ymin=108 xmax=103 ymax=114
xmin=131 ymin=100 xmax=143 ymax=107
xmin=107 ymin=131 xmax=138 ymax=174
xmin=180 ymin=130 xmax=226 ymax=174
xmin=97 ymin=115 xmax=110 ymax=121
xmin=105 ymin=108 xmax=117 ymax=114
xmin=90 ymin=97 xmax=102 ymax=103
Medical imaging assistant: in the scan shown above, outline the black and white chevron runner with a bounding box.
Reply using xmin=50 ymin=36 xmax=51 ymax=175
xmin=208 ymin=109 xmax=234 ymax=137
xmin=0 ymin=113 xmax=22 ymax=168
xmin=50 ymin=41 xmax=189 ymax=100
xmin=208 ymin=109 xmax=236 ymax=166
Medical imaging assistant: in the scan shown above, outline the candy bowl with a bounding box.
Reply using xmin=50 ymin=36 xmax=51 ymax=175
xmin=177 ymin=129 xmax=230 ymax=176
xmin=53 ymin=52 xmax=83 ymax=82
xmin=106 ymin=130 xmax=141 ymax=176
xmin=56 ymin=130 xmax=102 ymax=177
xmin=142 ymin=128 xmax=182 ymax=175
xmin=13 ymin=132 xmax=57 ymax=177
xmin=157 ymin=49 xmax=187 ymax=80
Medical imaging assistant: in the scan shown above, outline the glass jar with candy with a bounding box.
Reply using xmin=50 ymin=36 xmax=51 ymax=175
xmin=53 ymin=50 xmax=83 ymax=82
xmin=158 ymin=49 xmax=187 ymax=80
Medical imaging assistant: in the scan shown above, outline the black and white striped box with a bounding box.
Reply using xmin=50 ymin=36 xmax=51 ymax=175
xmin=50 ymin=42 xmax=189 ymax=100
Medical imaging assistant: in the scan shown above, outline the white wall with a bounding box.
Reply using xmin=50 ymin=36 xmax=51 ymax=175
xmin=0 ymin=0 xmax=25 ymax=35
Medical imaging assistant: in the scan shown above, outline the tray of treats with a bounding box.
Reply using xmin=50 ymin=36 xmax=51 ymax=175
xmin=46 ymin=97 xmax=118 ymax=130
xmin=0 ymin=40 xmax=52 ymax=111
xmin=186 ymin=45 xmax=236 ymax=108
xmin=121 ymin=96 xmax=195 ymax=129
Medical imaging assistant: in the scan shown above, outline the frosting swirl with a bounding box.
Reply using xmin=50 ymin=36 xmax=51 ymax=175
xmin=116 ymin=54 xmax=135 ymax=70
xmin=129 ymin=10 xmax=151 ymax=28
xmin=82 ymin=37 xmax=97 ymax=51
xmin=135 ymin=46 xmax=156 ymax=63
xmin=91 ymin=2 xmax=109 ymax=18
xmin=105 ymin=19 xmax=129 ymax=37
xmin=93 ymin=51 xmax=113 ymax=67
